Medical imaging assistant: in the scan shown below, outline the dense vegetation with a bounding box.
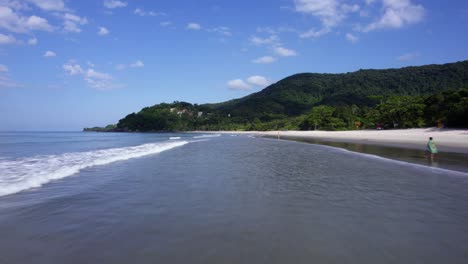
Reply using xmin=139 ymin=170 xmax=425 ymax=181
xmin=85 ymin=61 xmax=468 ymax=132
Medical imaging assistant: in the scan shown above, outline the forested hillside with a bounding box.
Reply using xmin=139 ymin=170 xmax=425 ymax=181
xmin=85 ymin=61 xmax=468 ymax=132
xmin=208 ymin=60 xmax=468 ymax=122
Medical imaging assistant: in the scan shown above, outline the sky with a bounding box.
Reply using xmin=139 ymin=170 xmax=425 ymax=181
xmin=0 ymin=0 xmax=467 ymax=131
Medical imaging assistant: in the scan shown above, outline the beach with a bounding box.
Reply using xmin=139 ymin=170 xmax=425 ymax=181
xmin=1 ymin=132 xmax=468 ymax=263
xmin=243 ymin=128 xmax=468 ymax=154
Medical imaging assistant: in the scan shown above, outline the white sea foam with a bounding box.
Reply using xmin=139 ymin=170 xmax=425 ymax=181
xmin=193 ymin=134 xmax=221 ymax=138
xmin=0 ymin=141 xmax=189 ymax=197
xmin=169 ymin=137 xmax=181 ymax=140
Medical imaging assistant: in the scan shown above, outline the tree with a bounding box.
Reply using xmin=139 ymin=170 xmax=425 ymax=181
xmin=300 ymin=105 xmax=346 ymax=130
xmin=377 ymin=96 xmax=425 ymax=128
xmin=425 ymin=89 xmax=468 ymax=128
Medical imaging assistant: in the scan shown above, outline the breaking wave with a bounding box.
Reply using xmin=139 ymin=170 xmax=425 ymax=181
xmin=0 ymin=141 xmax=188 ymax=197
xmin=193 ymin=134 xmax=221 ymax=138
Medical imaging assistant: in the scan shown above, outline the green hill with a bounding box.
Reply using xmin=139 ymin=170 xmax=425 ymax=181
xmin=208 ymin=60 xmax=468 ymax=122
xmin=85 ymin=60 xmax=468 ymax=132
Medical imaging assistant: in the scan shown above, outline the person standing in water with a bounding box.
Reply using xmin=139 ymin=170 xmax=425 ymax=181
xmin=426 ymin=137 xmax=438 ymax=162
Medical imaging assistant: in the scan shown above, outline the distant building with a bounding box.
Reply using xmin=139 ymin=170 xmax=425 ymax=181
xmin=177 ymin=109 xmax=193 ymax=117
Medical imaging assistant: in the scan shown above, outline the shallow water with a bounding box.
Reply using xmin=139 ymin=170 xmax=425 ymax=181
xmin=276 ymin=136 xmax=468 ymax=173
xmin=1 ymin=132 xmax=467 ymax=263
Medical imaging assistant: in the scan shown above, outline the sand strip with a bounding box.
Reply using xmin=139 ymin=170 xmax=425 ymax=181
xmin=253 ymin=128 xmax=468 ymax=154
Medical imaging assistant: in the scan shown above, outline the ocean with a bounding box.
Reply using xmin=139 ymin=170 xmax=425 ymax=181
xmin=0 ymin=132 xmax=467 ymax=263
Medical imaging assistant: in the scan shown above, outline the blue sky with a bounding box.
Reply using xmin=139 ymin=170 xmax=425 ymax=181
xmin=0 ymin=0 xmax=467 ymax=130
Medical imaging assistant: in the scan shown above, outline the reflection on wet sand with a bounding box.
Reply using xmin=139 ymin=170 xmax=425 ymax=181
xmin=274 ymin=136 xmax=468 ymax=173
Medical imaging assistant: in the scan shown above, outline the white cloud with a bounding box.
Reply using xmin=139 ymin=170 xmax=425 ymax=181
xmin=0 ymin=0 xmax=31 ymax=11
xmin=28 ymin=37 xmax=37 ymax=45
xmin=294 ymin=0 xmax=360 ymax=28
xmin=86 ymin=69 xmax=111 ymax=80
xmin=17 ymin=1 xmax=90 ymax=35
xmin=256 ymin=27 xmax=276 ymax=34
xmin=18 ymin=2 xmax=90 ymax=34
xmin=63 ymin=61 xmax=119 ymax=90
xmin=363 ymin=0 xmax=425 ymax=32
xmin=294 ymin=0 xmax=360 ymax=39
xmin=134 ymin=8 xmax=144 ymax=16
xmin=28 ymin=0 xmax=65 ymax=11
xmin=274 ymin=47 xmax=297 ymax=57
xmin=227 ymin=79 xmax=251 ymax=90
xmin=0 ymin=7 xmax=54 ymax=33
xmin=208 ymin=26 xmax=232 ymax=37
xmin=103 ymin=0 xmax=127 ymax=9
xmin=342 ymin=3 xmax=360 ymax=13
xmin=295 ymin=0 xmax=340 ymax=27
xmin=63 ymin=13 xmax=88 ymax=33
xmin=26 ymin=15 xmax=53 ymax=31
xmin=0 ymin=75 xmax=20 ymax=88
xmin=246 ymin=75 xmax=270 ymax=87
xmin=43 ymin=50 xmax=56 ymax=57
xmin=98 ymin=26 xmax=109 ymax=36
xmin=346 ymin=32 xmax=358 ymax=43
xmin=160 ymin=21 xmax=172 ymax=27
xmin=0 ymin=64 xmax=20 ymax=88
xmin=0 ymin=32 xmax=38 ymax=46
xmin=359 ymin=10 xmax=370 ymax=17
xmin=187 ymin=23 xmax=201 ymax=30
xmin=0 ymin=64 xmax=8 ymax=72
xmin=252 ymin=56 xmax=277 ymax=64
xmin=130 ymin=60 xmax=144 ymax=68
xmin=0 ymin=33 xmax=16 ymax=44
xmin=116 ymin=60 xmax=144 ymax=70
xmin=85 ymin=69 xmax=116 ymax=90
xmin=63 ymin=13 xmax=87 ymax=24
xmin=63 ymin=61 xmax=83 ymax=75
xmin=134 ymin=8 xmax=164 ymax=16
xmin=299 ymin=27 xmax=331 ymax=38
xmin=115 ymin=64 xmax=126 ymax=70
xmin=149 ymin=11 xmax=164 ymax=16
xmin=228 ymin=76 xmax=271 ymax=90
xmin=397 ymin=52 xmax=419 ymax=61
xmin=249 ymin=35 xmax=279 ymax=46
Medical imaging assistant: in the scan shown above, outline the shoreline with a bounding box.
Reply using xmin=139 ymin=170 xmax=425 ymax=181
xmin=194 ymin=128 xmax=468 ymax=173
xmin=197 ymin=128 xmax=468 ymax=154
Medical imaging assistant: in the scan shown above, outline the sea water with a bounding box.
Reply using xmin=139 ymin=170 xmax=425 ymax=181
xmin=0 ymin=132 xmax=467 ymax=263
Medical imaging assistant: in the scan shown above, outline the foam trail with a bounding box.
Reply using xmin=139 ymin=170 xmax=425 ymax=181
xmin=0 ymin=141 xmax=188 ymax=197
xmin=193 ymin=134 xmax=221 ymax=139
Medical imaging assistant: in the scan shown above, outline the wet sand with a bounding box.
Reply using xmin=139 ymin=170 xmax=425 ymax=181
xmin=256 ymin=128 xmax=468 ymax=154
xmin=266 ymin=135 xmax=468 ymax=173
xmin=195 ymin=128 xmax=468 ymax=173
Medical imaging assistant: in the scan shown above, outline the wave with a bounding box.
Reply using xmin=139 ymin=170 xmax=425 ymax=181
xmin=0 ymin=141 xmax=189 ymax=197
xmin=169 ymin=137 xmax=181 ymax=140
xmin=193 ymin=134 xmax=221 ymax=139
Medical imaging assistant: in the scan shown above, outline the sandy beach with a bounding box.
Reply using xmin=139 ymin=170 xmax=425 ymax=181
xmin=253 ymin=128 xmax=468 ymax=154
xmin=203 ymin=128 xmax=468 ymax=154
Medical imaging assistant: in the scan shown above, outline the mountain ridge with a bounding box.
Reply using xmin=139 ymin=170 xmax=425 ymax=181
xmin=208 ymin=60 xmax=468 ymax=121
xmin=85 ymin=60 xmax=468 ymax=132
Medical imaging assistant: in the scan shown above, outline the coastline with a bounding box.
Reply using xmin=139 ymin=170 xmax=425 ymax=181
xmin=199 ymin=128 xmax=468 ymax=154
xmin=257 ymin=128 xmax=468 ymax=154
xmin=193 ymin=128 xmax=468 ymax=173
